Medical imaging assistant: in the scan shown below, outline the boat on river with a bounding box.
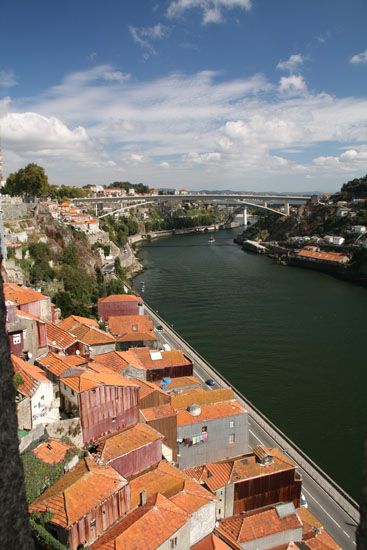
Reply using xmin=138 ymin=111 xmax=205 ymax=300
xmin=208 ymin=236 xmax=215 ymax=244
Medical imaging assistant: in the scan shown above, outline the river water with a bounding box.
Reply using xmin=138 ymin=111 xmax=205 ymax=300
xmin=133 ymin=229 xmax=367 ymax=498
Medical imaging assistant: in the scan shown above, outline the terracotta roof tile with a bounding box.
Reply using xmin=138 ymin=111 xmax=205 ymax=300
xmin=129 ymin=460 xmax=187 ymax=508
xmin=140 ymin=403 xmax=177 ymax=422
xmin=3 ymin=283 xmax=47 ymax=305
xmin=305 ymin=530 xmax=341 ymax=550
xmin=12 ymin=354 xmax=48 ymax=398
xmin=93 ymin=351 xmax=129 ymax=373
xmin=133 ymin=378 xmax=168 ymax=401
xmin=154 ymin=375 xmax=202 ymax=390
xmin=297 ymin=507 xmax=323 ymax=538
xmin=60 ymin=366 xmax=138 ymax=393
xmin=30 ymin=457 xmax=128 ymax=527
xmin=90 ymin=493 xmax=189 ymax=550
xmin=37 ymin=352 xmax=87 ymax=378
xmin=97 ymin=423 xmax=163 ymax=463
xmin=58 ymin=315 xmax=99 ymax=331
xmin=171 ymin=387 xmax=234 ymax=411
xmin=185 ymin=462 xmax=233 ymax=492
xmin=121 ymin=347 xmax=192 ymax=371
xmin=33 ymin=439 xmax=72 ymax=464
xmin=46 ymin=322 xmax=78 ymax=350
xmin=296 ymin=249 xmax=349 ymax=263
xmin=98 ymin=294 xmax=142 ymax=303
xmin=177 ymin=400 xmax=246 ymax=426
xmin=191 ymin=533 xmax=233 ymax=550
xmin=68 ymin=324 xmax=115 ymax=346
xmin=170 ymin=478 xmax=216 ymax=514
xmin=16 ymin=310 xmax=44 ymax=322
xmin=217 ymin=506 xmax=302 ymax=544
xmin=108 ymin=315 xmax=156 ymax=342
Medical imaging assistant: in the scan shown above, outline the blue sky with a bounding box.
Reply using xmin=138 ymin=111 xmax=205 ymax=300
xmin=1 ymin=0 xmax=367 ymax=191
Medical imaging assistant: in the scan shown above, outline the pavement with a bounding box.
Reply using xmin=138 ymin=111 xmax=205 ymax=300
xmin=147 ymin=305 xmax=359 ymax=550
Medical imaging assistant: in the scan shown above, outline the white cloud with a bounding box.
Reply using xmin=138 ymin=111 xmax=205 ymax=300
xmin=2 ymin=64 xmax=367 ymax=189
xmin=277 ymin=54 xmax=304 ymax=73
xmin=279 ymin=75 xmax=307 ymax=95
xmin=129 ymin=24 xmax=170 ymax=57
xmin=167 ymin=0 xmax=252 ymax=24
xmin=0 ymin=70 xmax=18 ymax=88
xmin=350 ymin=49 xmax=367 ymax=65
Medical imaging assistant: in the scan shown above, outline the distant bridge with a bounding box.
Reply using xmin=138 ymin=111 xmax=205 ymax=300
xmin=74 ymin=192 xmax=314 ymax=219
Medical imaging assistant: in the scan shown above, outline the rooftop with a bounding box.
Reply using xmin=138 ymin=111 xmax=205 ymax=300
xmin=37 ymin=352 xmax=87 ymax=379
xmin=140 ymin=403 xmax=177 ymax=422
xmin=217 ymin=504 xmax=302 ymax=544
xmin=129 ymin=460 xmax=187 ymax=508
xmin=177 ymin=400 xmax=246 ymax=427
xmin=108 ymin=315 xmax=156 ymax=342
xmin=58 ymin=315 xmax=99 ymax=332
xmin=60 ymin=365 xmax=138 ymax=393
xmin=171 ymin=387 xmax=234 ymax=411
xmin=121 ymin=347 xmax=192 ymax=371
xmin=33 ymin=439 xmax=72 ymax=465
xmin=96 ymin=423 xmax=164 ymax=464
xmin=92 ymin=350 xmax=129 ymax=373
xmin=296 ymin=249 xmax=349 ymax=263
xmin=30 ymin=457 xmax=128 ymax=528
xmin=4 ymin=283 xmax=48 ymax=306
xmin=98 ymin=294 xmax=142 ymax=303
xmin=90 ymin=493 xmax=189 ymax=550
xmin=170 ymin=478 xmax=216 ymax=514
xmin=12 ymin=354 xmax=48 ymax=398
xmin=191 ymin=533 xmax=233 ymax=550
xmin=67 ymin=323 xmax=115 ymax=346
xmin=46 ymin=322 xmax=78 ymax=351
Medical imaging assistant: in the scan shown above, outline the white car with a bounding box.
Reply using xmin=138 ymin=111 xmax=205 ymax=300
xmin=300 ymin=493 xmax=308 ymax=508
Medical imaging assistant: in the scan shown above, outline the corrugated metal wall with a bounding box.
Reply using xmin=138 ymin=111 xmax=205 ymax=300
xmin=98 ymin=301 xmax=140 ymax=320
xmin=147 ymin=363 xmax=193 ymax=382
xmin=109 ymin=439 xmax=162 ymax=478
xmin=146 ymin=415 xmax=178 ymax=460
xmin=80 ymin=385 xmax=139 ymax=444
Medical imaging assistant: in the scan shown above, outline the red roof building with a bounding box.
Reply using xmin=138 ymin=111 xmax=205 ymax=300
xmin=98 ymin=293 xmax=144 ymax=320
xmin=107 ymin=315 xmax=157 ymax=349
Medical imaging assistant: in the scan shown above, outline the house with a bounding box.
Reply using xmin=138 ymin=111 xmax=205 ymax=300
xmin=184 ymin=445 xmax=302 ymax=519
xmin=63 ymin=321 xmax=116 ymax=356
xmin=170 ymin=479 xmax=217 ymax=546
xmin=352 ymin=225 xmax=367 ymax=234
xmin=140 ymin=403 xmax=178 ymax=461
xmin=12 ymin=355 xmax=59 ymax=430
xmin=216 ymin=503 xmax=303 ymax=550
xmin=29 ymin=457 xmax=131 ymax=550
xmin=46 ymin=322 xmax=85 ymax=355
xmin=98 ymin=293 xmax=144 ymax=320
xmin=4 ymin=282 xmax=53 ymax=321
xmin=90 ymin=493 xmax=190 ymax=550
xmin=95 ymin=423 xmax=164 ymax=479
xmin=107 ymin=314 xmax=157 ymax=349
xmin=133 ymin=378 xmax=171 ymax=409
xmin=336 ymin=207 xmax=350 ymax=217
xmin=323 ymin=235 xmax=345 ymax=246
xmin=120 ymin=347 xmax=194 ymax=382
xmin=58 ymin=315 xmax=99 ymax=332
xmin=32 ymin=438 xmax=73 ymax=465
xmin=36 ymin=352 xmax=87 ymax=383
xmin=297 ymin=506 xmax=341 ymax=549
xmin=174 ymin=392 xmax=249 ymax=469
xmin=6 ymin=307 xmax=48 ymax=361
xmin=59 ymin=364 xmax=139 ymax=444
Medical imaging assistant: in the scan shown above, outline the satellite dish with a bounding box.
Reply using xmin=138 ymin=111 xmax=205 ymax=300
xmin=76 ymin=349 xmax=80 ymax=355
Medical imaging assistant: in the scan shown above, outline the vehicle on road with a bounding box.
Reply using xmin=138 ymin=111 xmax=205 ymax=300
xmin=300 ymin=493 xmax=308 ymax=508
xmin=156 ymin=325 xmax=164 ymax=331
xmin=205 ymin=379 xmax=215 ymax=386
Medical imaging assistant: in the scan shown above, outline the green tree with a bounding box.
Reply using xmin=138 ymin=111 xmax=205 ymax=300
xmin=3 ymin=163 xmax=49 ymax=198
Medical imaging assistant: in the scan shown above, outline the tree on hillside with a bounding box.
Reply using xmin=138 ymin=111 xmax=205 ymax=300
xmin=3 ymin=163 xmax=49 ymax=198
xmin=340 ymin=175 xmax=367 ymax=199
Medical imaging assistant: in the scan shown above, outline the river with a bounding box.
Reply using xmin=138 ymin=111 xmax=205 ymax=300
xmin=132 ymin=228 xmax=367 ymax=499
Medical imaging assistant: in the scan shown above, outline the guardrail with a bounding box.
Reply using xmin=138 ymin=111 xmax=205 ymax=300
xmin=144 ymin=301 xmax=360 ymax=524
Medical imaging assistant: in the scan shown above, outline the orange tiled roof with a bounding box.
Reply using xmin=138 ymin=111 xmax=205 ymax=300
xmin=97 ymin=423 xmax=163 ymax=463
xmin=37 ymin=352 xmax=87 ymax=378
xmin=30 ymin=457 xmax=127 ymax=528
xmin=46 ymin=322 xmax=78 ymax=350
xmin=12 ymin=355 xmax=48 ymax=398
xmin=4 ymin=283 xmax=48 ymax=306
xmin=305 ymin=530 xmax=341 ymax=550
xmin=58 ymin=315 xmax=99 ymax=332
xmin=140 ymin=403 xmax=177 ymax=422
xmin=154 ymin=375 xmax=202 ymax=390
xmin=122 ymin=347 xmax=192 ymax=371
xmin=133 ymin=378 xmax=168 ymax=401
xmin=68 ymin=323 xmax=115 ymax=346
xmin=129 ymin=460 xmax=187 ymax=508
xmin=98 ymin=294 xmax=142 ymax=303
xmin=177 ymin=400 xmax=246 ymax=426
xmin=171 ymin=387 xmax=234 ymax=411
xmin=217 ymin=506 xmax=302 ymax=544
xmin=92 ymin=351 xmax=129 ymax=373
xmin=33 ymin=439 xmax=72 ymax=464
xmin=191 ymin=533 xmax=233 ymax=550
xmin=60 ymin=366 xmax=137 ymax=393
xmin=108 ymin=315 xmax=156 ymax=342
xmin=90 ymin=493 xmax=189 ymax=550
xmin=297 ymin=506 xmax=323 ymax=538
xmin=170 ymin=478 xmax=216 ymax=514
xmin=16 ymin=310 xmax=44 ymax=322
xmin=185 ymin=462 xmax=233 ymax=492
xmin=296 ymin=249 xmax=349 ymax=263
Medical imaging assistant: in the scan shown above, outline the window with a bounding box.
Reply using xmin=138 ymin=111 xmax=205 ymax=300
xmin=229 ymin=420 xmax=234 ymax=428
xmin=170 ymin=537 xmax=178 ymax=548
xmin=229 ymin=434 xmax=235 ymax=445
xmin=201 ymin=426 xmax=207 ymax=433
xmin=13 ymin=334 xmax=22 ymax=345
xmin=90 ymin=519 xmax=96 ymax=528
xmin=71 ymin=390 xmax=75 ymax=396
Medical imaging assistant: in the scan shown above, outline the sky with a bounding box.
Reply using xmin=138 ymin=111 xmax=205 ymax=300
xmin=0 ymin=0 xmax=366 ymax=192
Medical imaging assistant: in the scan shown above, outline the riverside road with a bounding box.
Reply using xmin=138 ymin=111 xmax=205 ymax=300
xmin=145 ymin=305 xmax=359 ymax=549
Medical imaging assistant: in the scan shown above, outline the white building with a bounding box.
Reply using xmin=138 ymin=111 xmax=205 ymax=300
xmin=324 ymin=235 xmax=345 ymax=246
xmin=12 ymin=355 xmax=59 ymax=430
xmin=352 ymin=225 xmax=367 ymax=234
